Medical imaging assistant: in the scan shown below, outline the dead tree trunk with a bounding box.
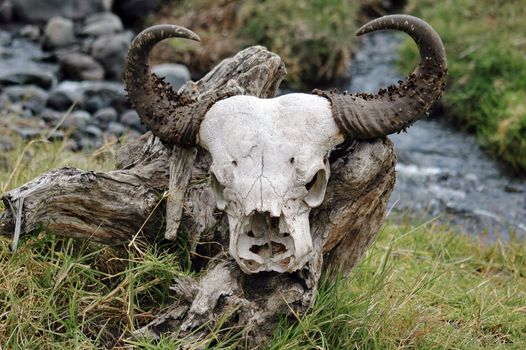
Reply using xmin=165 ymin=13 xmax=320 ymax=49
xmin=0 ymin=46 xmax=396 ymax=347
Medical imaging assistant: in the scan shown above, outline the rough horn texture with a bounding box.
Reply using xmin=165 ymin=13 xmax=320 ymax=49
xmin=124 ymin=24 xmax=229 ymax=147
xmin=314 ymin=14 xmax=447 ymax=139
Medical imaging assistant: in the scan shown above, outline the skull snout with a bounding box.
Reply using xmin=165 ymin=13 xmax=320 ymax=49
xmin=236 ymin=211 xmax=295 ymax=273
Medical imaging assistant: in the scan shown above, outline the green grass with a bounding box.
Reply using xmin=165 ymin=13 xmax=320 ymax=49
xmin=235 ymin=0 xmax=359 ymax=87
xmin=1 ymin=135 xmax=525 ymax=349
xmin=400 ymin=0 xmax=526 ymax=173
xmin=150 ymin=0 xmax=365 ymax=89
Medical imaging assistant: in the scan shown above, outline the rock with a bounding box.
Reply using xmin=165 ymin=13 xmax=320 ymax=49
xmin=12 ymin=126 xmax=63 ymax=140
xmin=11 ymin=0 xmax=112 ymax=23
xmin=43 ymin=16 xmax=75 ymax=49
xmin=12 ymin=126 xmax=42 ymax=138
xmin=40 ymin=108 xmax=62 ymax=124
xmin=0 ymin=65 xmax=56 ymax=88
xmin=77 ymin=136 xmax=102 ymax=150
xmin=0 ymin=0 xmax=13 ymax=23
xmin=0 ymin=138 xmax=14 ymax=152
xmin=18 ymin=24 xmax=40 ymax=40
xmin=93 ymin=107 xmax=117 ymax=128
xmin=4 ymin=102 xmax=33 ymax=118
xmin=81 ymin=12 xmax=122 ymax=36
xmin=120 ymin=109 xmax=145 ymax=133
xmin=46 ymin=89 xmax=74 ymax=110
xmin=47 ymin=80 xmax=126 ymax=111
xmin=83 ymin=95 xmax=105 ymax=113
xmin=58 ymin=52 xmax=105 ymax=81
xmin=83 ymin=125 xmax=102 ymax=138
xmin=0 ymin=27 xmax=57 ymax=89
xmin=0 ymin=94 xmax=9 ymax=109
xmin=112 ymin=0 xmax=158 ymax=26
xmin=107 ymin=121 xmax=125 ymax=135
xmin=90 ymin=31 xmax=133 ymax=79
xmin=152 ymin=63 xmax=191 ymax=91
xmin=0 ymin=29 xmax=10 ymax=45
xmin=4 ymin=85 xmax=48 ymax=114
xmin=62 ymin=109 xmax=91 ymax=129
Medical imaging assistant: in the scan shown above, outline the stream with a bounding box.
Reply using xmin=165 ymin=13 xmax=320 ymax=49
xmin=349 ymin=32 xmax=526 ymax=239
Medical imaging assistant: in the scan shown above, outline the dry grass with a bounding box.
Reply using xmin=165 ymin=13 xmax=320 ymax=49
xmin=0 ymin=132 xmax=525 ymax=348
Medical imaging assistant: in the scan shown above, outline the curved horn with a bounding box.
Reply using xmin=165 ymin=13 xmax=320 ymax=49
xmin=124 ymin=25 xmax=214 ymax=147
xmin=314 ymin=14 xmax=447 ymax=139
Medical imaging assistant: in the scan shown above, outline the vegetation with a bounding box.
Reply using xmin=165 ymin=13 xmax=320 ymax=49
xmin=0 ymin=135 xmax=525 ymax=349
xmin=400 ymin=0 xmax=526 ymax=173
xmin=150 ymin=0 xmax=368 ymax=88
xmin=150 ymin=0 xmax=526 ymax=171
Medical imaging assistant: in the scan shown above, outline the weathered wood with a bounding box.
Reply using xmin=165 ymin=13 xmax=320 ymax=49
xmin=165 ymin=146 xmax=196 ymax=240
xmin=133 ymin=138 xmax=396 ymax=346
xmin=0 ymin=45 xmax=396 ymax=347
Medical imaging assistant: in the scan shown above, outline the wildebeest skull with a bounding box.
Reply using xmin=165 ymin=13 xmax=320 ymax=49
xmin=124 ymin=15 xmax=447 ymax=274
xmin=199 ymin=94 xmax=343 ymax=272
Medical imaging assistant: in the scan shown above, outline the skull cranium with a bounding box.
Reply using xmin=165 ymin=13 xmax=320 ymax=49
xmin=199 ymin=94 xmax=344 ymax=273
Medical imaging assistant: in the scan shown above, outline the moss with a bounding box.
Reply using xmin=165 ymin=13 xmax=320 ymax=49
xmin=400 ymin=0 xmax=526 ymax=173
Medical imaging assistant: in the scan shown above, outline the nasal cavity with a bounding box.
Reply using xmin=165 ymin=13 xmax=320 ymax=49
xmin=249 ymin=242 xmax=287 ymax=258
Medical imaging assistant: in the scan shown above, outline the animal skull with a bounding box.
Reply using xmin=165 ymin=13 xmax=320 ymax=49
xmin=199 ymin=94 xmax=344 ymax=273
xmin=123 ymin=15 xmax=447 ymax=275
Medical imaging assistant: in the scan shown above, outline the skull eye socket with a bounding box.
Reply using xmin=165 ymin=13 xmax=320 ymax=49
xmin=304 ymin=169 xmax=328 ymax=208
xmin=305 ymin=172 xmax=318 ymax=191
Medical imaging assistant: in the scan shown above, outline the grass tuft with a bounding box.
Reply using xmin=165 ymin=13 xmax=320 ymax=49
xmin=400 ymin=0 xmax=526 ymax=173
xmin=149 ymin=0 xmax=365 ymax=89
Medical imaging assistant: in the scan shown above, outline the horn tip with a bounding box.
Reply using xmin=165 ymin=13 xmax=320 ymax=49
xmin=177 ymin=25 xmax=201 ymax=42
xmin=190 ymin=32 xmax=201 ymax=42
xmin=355 ymin=26 xmax=367 ymax=36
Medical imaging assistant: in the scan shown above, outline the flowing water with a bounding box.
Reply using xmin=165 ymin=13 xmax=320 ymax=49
xmin=349 ymin=32 xmax=526 ymax=239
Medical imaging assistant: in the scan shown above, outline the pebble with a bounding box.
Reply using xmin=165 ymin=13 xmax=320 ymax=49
xmin=44 ymin=16 xmax=75 ymax=49
xmin=107 ymin=121 xmax=126 ymax=136
xmin=12 ymin=0 xmax=109 ymax=22
xmin=4 ymin=85 xmax=48 ymax=114
xmin=82 ymin=12 xmax=123 ymax=36
xmin=120 ymin=109 xmax=145 ymax=132
xmin=40 ymin=108 xmax=63 ymax=123
xmin=58 ymin=52 xmax=105 ymax=81
xmin=93 ymin=107 xmax=118 ymax=128
xmin=0 ymin=65 xmax=56 ymax=89
xmin=83 ymin=125 xmax=102 ymax=138
xmin=90 ymin=31 xmax=133 ymax=79
xmin=63 ymin=110 xmax=91 ymax=129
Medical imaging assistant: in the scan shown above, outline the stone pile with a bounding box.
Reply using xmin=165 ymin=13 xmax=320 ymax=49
xmin=0 ymin=0 xmax=191 ymax=150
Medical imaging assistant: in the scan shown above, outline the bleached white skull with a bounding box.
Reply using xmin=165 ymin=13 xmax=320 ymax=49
xmin=124 ymin=16 xmax=447 ymax=275
xmin=199 ymin=94 xmax=344 ymax=273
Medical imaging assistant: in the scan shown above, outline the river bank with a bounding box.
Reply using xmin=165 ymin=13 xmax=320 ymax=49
xmin=350 ymin=31 xmax=526 ymax=239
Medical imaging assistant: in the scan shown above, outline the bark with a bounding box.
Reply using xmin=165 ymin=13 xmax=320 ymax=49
xmin=0 ymin=45 xmax=396 ymax=347
xmin=165 ymin=146 xmax=196 ymax=240
xmin=1 ymin=134 xmax=171 ymax=244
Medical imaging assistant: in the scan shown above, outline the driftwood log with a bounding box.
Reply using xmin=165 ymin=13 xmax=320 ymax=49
xmin=0 ymin=46 xmax=395 ymax=346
